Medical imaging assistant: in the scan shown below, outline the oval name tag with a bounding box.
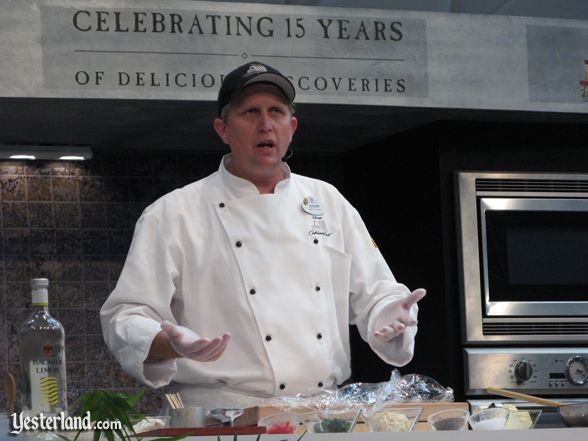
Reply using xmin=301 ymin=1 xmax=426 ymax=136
xmin=302 ymin=196 xmax=324 ymax=216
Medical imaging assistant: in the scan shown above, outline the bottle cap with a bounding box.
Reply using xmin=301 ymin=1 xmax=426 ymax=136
xmin=31 ymin=278 xmax=49 ymax=306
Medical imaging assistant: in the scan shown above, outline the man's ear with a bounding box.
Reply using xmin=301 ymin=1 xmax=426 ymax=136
xmin=213 ymin=117 xmax=229 ymax=145
xmin=289 ymin=116 xmax=298 ymax=142
xmin=290 ymin=116 xmax=298 ymax=134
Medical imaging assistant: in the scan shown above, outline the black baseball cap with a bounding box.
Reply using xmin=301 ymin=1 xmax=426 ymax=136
xmin=217 ymin=61 xmax=296 ymax=116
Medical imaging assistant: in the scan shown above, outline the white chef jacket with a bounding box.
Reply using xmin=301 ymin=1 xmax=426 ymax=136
xmin=100 ymin=154 xmax=418 ymax=409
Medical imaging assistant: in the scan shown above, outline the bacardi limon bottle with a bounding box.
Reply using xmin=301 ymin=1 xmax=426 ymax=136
xmin=18 ymin=278 xmax=67 ymax=417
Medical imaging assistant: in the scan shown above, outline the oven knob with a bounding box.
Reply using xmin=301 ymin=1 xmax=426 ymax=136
xmin=514 ymin=361 xmax=534 ymax=383
xmin=565 ymin=356 xmax=588 ymax=385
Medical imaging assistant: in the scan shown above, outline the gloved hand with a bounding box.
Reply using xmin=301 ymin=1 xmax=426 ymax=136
xmin=373 ymin=289 xmax=426 ymax=342
xmin=161 ymin=321 xmax=231 ymax=362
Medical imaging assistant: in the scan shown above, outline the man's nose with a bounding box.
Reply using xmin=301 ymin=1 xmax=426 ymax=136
xmin=257 ymin=111 xmax=273 ymax=132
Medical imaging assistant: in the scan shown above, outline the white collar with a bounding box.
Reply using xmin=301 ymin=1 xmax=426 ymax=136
xmin=219 ymin=153 xmax=291 ymax=198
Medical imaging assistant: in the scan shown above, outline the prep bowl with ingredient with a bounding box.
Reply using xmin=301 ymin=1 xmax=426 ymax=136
xmin=502 ymin=405 xmax=541 ymax=430
xmin=486 ymin=387 xmax=588 ymax=427
xmin=427 ymin=409 xmax=470 ymax=431
xmin=363 ymin=406 xmax=422 ymax=432
xmin=258 ymin=412 xmax=302 ymax=434
xmin=558 ymin=403 xmax=588 ymax=427
xmin=305 ymin=409 xmax=361 ymax=433
xmin=469 ymin=408 xmax=509 ymax=430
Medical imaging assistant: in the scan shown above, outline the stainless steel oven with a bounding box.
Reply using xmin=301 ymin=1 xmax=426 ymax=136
xmin=457 ymin=171 xmax=588 ymax=343
xmin=456 ymin=172 xmax=588 ymax=397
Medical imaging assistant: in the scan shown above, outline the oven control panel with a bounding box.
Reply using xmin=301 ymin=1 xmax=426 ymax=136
xmin=465 ymin=347 xmax=588 ymax=395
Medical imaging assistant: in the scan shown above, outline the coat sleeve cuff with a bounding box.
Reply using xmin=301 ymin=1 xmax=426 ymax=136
xmin=118 ymin=319 xmax=178 ymax=388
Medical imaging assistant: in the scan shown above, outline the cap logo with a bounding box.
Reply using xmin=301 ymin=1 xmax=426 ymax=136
xmin=245 ymin=64 xmax=268 ymax=76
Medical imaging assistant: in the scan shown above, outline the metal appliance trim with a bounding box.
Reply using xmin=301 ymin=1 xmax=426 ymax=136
xmin=464 ymin=347 xmax=588 ymax=396
xmin=456 ymin=172 xmax=484 ymax=342
xmin=483 ymin=317 xmax=588 ymax=322
xmin=477 ymin=191 xmax=588 ymax=198
xmin=480 ymin=198 xmax=588 ymax=316
xmin=482 ymin=321 xmax=588 ymax=336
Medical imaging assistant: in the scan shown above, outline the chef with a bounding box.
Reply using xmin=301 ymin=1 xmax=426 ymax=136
xmin=100 ymin=61 xmax=426 ymax=410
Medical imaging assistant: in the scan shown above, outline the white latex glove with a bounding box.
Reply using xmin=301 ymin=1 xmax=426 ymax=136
xmin=373 ymin=289 xmax=426 ymax=342
xmin=161 ymin=321 xmax=231 ymax=362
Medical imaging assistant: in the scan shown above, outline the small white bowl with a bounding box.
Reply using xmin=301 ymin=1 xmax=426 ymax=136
xmin=304 ymin=409 xmax=360 ymax=433
xmin=505 ymin=409 xmax=542 ymax=430
xmin=258 ymin=412 xmax=302 ymax=434
xmin=427 ymin=409 xmax=470 ymax=431
xmin=363 ymin=407 xmax=422 ymax=432
xmin=469 ymin=408 xmax=509 ymax=430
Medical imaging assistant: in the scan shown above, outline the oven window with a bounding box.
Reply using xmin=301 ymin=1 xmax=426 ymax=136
xmin=485 ymin=210 xmax=588 ymax=302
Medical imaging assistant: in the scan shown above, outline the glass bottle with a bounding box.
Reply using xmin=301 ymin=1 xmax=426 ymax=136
xmin=18 ymin=278 xmax=67 ymax=416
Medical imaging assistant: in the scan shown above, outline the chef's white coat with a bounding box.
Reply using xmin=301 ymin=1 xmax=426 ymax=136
xmin=100 ymin=154 xmax=418 ymax=409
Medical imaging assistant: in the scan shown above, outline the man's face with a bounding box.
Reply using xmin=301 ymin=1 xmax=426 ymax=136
xmin=213 ymin=83 xmax=297 ymax=181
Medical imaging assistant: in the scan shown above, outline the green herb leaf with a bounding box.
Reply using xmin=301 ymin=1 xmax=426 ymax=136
xmin=67 ymin=389 xmax=148 ymax=441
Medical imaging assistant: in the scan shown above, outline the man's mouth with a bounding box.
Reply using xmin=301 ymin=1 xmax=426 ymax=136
xmin=256 ymin=141 xmax=275 ymax=149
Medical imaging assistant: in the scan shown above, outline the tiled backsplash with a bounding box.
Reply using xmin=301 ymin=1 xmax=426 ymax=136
xmin=0 ymin=149 xmax=344 ymax=414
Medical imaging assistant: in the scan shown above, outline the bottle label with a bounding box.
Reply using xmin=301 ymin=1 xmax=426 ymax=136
xmin=30 ymin=358 xmax=65 ymax=414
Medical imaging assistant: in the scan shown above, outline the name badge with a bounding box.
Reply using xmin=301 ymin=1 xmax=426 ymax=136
xmin=302 ymin=196 xmax=324 ymax=216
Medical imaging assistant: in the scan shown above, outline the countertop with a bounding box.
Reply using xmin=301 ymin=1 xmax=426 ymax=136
xmin=182 ymin=428 xmax=588 ymax=440
xmin=158 ymin=428 xmax=588 ymax=440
